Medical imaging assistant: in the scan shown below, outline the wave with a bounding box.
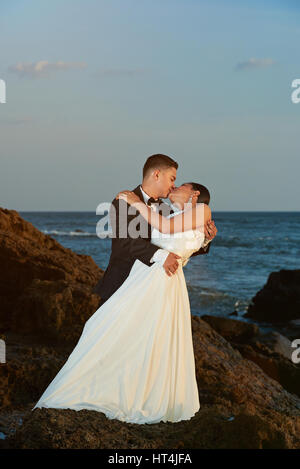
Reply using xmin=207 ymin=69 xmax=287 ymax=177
xmin=187 ymin=284 xmax=251 ymax=311
xmin=187 ymin=284 xmax=231 ymax=300
xmin=43 ymin=229 xmax=98 ymax=237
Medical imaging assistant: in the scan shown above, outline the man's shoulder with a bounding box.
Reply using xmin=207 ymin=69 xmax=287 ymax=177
xmin=132 ymin=185 xmax=142 ymax=195
xmin=111 ymin=185 xmax=142 ymax=208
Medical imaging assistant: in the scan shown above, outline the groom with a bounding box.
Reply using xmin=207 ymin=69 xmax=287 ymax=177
xmin=93 ymin=154 xmax=216 ymax=305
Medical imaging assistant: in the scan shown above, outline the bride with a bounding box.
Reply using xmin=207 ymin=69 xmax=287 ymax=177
xmin=32 ymin=185 xmax=212 ymax=424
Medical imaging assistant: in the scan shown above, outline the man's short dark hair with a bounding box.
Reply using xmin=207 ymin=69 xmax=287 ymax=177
xmin=143 ymin=154 xmax=178 ymax=179
xmin=186 ymin=182 xmax=210 ymax=205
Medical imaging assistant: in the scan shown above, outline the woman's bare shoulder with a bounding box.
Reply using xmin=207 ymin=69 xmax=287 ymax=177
xmin=195 ymin=202 xmax=211 ymax=219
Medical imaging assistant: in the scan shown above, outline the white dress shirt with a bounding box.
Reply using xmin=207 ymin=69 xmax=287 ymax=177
xmin=139 ymin=185 xmax=169 ymax=267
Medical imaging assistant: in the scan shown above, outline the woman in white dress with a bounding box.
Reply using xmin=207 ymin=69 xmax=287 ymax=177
xmin=32 ymin=186 xmax=212 ymax=424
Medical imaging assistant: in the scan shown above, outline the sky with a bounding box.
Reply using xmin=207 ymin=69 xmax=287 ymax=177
xmin=0 ymin=0 xmax=299 ymax=211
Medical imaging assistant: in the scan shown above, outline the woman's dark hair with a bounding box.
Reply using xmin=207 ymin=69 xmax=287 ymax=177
xmin=186 ymin=182 xmax=210 ymax=205
xmin=143 ymin=154 xmax=178 ymax=179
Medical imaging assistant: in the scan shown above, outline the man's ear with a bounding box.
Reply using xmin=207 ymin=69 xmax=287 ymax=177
xmin=153 ymin=169 xmax=160 ymax=180
xmin=192 ymin=190 xmax=200 ymax=202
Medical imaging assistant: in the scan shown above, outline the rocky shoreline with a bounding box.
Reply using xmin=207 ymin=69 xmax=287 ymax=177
xmin=0 ymin=207 xmax=299 ymax=449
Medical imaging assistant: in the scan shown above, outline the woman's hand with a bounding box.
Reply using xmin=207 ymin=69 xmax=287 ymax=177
xmin=116 ymin=190 xmax=142 ymax=206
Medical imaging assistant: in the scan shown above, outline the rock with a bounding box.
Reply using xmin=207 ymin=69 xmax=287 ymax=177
xmin=257 ymin=331 xmax=294 ymax=361
xmin=0 ymin=403 xmax=30 ymax=448
xmin=5 ymin=406 xmax=293 ymax=450
xmin=201 ymin=315 xmax=259 ymax=342
xmin=229 ymin=311 xmax=238 ymax=316
xmin=0 ymin=331 xmax=74 ymax=410
xmin=245 ymin=270 xmax=300 ymax=323
xmin=3 ymin=317 xmax=300 ymax=449
xmin=200 ymin=315 xmax=300 ymax=400
xmin=234 ymin=342 xmax=300 ymax=400
xmin=280 ymin=319 xmax=300 ymax=342
xmin=0 ymin=207 xmax=104 ymax=340
xmin=11 ymin=279 xmax=100 ymax=342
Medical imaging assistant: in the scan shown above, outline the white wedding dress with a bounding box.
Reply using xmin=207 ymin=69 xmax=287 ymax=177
xmin=32 ymin=213 xmax=205 ymax=424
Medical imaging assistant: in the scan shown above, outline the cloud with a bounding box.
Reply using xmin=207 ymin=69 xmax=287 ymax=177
xmin=8 ymin=60 xmax=87 ymax=78
xmin=236 ymin=57 xmax=276 ymax=71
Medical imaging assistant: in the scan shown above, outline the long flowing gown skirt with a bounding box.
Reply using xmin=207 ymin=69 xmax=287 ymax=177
xmin=32 ymin=259 xmax=200 ymax=424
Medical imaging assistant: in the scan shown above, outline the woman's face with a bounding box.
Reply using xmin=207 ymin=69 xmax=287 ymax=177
xmin=169 ymin=183 xmax=194 ymax=205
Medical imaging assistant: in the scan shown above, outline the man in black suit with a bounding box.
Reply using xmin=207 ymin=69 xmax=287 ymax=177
xmin=93 ymin=154 xmax=216 ymax=306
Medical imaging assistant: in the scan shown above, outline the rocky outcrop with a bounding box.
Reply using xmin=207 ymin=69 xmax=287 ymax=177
xmin=0 ymin=207 xmax=104 ymax=342
xmin=245 ymin=269 xmax=300 ymax=324
xmin=201 ymin=315 xmax=300 ymax=400
xmin=0 ymin=317 xmax=299 ymax=449
xmin=0 ymin=331 xmax=74 ymax=410
xmin=1 ymin=208 xmax=300 ymax=449
xmin=0 ymin=207 xmax=104 ymax=441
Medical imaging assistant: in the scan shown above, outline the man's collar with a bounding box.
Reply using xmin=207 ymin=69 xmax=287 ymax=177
xmin=134 ymin=185 xmax=174 ymax=213
xmin=139 ymin=185 xmax=151 ymax=203
xmin=132 ymin=185 xmax=144 ymax=201
xmin=139 ymin=185 xmax=163 ymax=204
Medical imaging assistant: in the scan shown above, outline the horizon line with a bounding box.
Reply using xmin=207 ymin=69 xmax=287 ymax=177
xmin=15 ymin=209 xmax=300 ymax=213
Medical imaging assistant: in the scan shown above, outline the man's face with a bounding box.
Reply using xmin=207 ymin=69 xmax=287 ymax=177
xmin=168 ymin=183 xmax=194 ymax=204
xmin=156 ymin=167 xmax=177 ymax=198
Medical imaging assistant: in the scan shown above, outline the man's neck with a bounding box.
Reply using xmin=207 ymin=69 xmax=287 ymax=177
xmin=140 ymin=183 xmax=159 ymax=200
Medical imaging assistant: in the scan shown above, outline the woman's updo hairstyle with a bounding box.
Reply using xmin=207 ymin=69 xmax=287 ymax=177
xmin=187 ymin=182 xmax=210 ymax=205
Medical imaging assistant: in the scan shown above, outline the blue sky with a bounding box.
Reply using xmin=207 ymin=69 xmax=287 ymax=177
xmin=0 ymin=0 xmax=299 ymax=211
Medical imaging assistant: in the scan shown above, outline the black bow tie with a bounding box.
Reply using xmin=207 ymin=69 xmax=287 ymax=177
xmin=146 ymin=197 xmax=159 ymax=206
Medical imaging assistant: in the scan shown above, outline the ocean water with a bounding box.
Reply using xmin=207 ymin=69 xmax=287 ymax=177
xmin=20 ymin=211 xmax=300 ymax=329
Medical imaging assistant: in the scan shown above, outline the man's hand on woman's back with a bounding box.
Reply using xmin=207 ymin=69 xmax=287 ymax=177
xmin=163 ymin=252 xmax=181 ymax=277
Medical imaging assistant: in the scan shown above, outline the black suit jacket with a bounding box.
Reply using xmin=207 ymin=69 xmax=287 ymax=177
xmin=93 ymin=185 xmax=211 ymax=300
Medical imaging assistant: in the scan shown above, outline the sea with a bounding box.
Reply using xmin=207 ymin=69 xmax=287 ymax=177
xmin=20 ymin=211 xmax=300 ymax=333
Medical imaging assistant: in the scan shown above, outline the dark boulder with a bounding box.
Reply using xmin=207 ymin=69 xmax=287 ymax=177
xmin=245 ymin=270 xmax=300 ymax=323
